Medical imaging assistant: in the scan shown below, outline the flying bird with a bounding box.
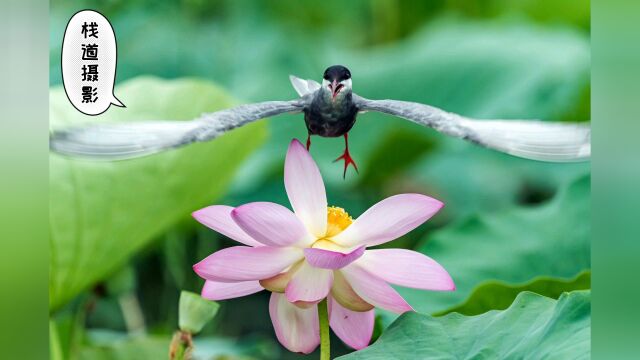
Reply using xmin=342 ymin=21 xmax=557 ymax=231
xmin=50 ymin=65 xmax=591 ymax=177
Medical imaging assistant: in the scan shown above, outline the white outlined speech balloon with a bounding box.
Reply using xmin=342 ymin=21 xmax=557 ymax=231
xmin=62 ymin=10 xmax=125 ymax=115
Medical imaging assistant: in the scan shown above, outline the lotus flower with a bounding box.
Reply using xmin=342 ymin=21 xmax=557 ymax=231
xmin=192 ymin=139 xmax=454 ymax=354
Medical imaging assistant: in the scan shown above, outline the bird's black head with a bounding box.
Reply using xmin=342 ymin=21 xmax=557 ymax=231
xmin=323 ymin=65 xmax=352 ymax=100
xmin=323 ymin=65 xmax=351 ymax=82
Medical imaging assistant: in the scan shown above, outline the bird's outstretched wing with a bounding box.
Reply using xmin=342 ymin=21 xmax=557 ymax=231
xmin=50 ymin=99 xmax=306 ymax=160
xmin=353 ymin=95 xmax=590 ymax=162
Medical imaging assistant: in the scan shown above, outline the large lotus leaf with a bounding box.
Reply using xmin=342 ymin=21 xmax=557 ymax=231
xmin=436 ymin=270 xmax=590 ymax=316
xmin=398 ymin=174 xmax=590 ymax=314
xmin=49 ymin=77 xmax=267 ymax=311
xmin=339 ymin=291 xmax=590 ymax=360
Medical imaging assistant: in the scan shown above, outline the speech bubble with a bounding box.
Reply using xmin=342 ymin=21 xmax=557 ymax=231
xmin=62 ymin=10 xmax=124 ymax=115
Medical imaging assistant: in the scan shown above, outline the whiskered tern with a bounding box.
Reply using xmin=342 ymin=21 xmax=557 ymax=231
xmin=50 ymin=65 xmax=591 ymax=177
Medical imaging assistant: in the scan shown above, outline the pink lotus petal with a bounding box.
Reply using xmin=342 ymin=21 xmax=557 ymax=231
xmin=328 ymin=296 xmax=374 ymax=350
xmin=269 ymin=292 xmax=319 ymax=354
xmin=291 ymin=300 xmax=321 ymax=309
xmin=357 ymin=249 xmax=455 ymax=291
xmin=340 ymin=264 xmax=413 ymax=314
xmin=193 ymin=246 xmax=303 ymax=282
xmin=231 ymin=202 xmax=311 ymax=247
xmin=332 ymin=194 xmax=443 ymax=247
xmin=285 ymin=139 xmax=328 ymax=238
xmin=285 ymin=261 xmax=333 ymax=303
xmin=303 ymin=246 xmax=365 ymax=269
xmin=192 ymin=205 xmax=262 ymax=247
xmin=201 ymin=280 xmax=263 ymax=301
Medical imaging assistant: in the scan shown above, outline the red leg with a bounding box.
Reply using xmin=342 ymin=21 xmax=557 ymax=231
xmin=306 ymin=134 xmax=311 ymax=151
xmin=333 ymin=133 xmax=358 ymax=178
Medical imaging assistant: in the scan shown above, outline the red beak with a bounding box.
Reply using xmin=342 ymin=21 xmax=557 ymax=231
xmin=330 ymin=80 xmax=343 ymax=100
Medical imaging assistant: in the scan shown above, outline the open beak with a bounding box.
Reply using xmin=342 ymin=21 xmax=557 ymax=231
xmin=330 ymin=80 xmax=343 ymax=100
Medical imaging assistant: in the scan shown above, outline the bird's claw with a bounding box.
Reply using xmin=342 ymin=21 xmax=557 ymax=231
xmin=334 ymin=150 xmax=358 ymax=179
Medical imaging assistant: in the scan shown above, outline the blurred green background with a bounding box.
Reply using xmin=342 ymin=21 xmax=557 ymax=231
xmin=49 ymin=1 xmax=590 ymax=359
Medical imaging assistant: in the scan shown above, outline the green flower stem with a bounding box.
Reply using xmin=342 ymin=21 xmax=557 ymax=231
xmin=318 ymin=298 xmax=330 ymax=360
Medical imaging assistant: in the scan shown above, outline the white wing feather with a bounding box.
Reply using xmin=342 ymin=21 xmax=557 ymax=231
xmin=289 ymin=75 xmax=321 ymax=97
xmin=458 ymin=119 xmax=590 ymax=161
xmin=50 ymin=121 xmax=202 ymax=160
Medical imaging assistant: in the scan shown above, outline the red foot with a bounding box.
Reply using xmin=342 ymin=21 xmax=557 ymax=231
xmin=334 ymin=151 xmax=358 ymax=178
xmin=333 ymin=133 xmax=358 ymax=178
xmin=306 ymin=134 xmax=311 ymax=151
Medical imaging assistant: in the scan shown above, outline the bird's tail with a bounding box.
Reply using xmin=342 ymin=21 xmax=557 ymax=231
xmin=50 ymin=121 xmax=201 ymax=160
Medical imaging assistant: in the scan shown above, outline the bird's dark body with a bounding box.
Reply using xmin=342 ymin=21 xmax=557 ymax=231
xmin=304 ymin=92 xmax=358 ymax=137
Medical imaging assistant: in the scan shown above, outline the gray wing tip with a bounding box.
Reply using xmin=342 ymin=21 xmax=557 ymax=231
xmin=49 ymin=124 xmax=176 ymax=160
xmin=50 ymin=132 xmax=153 ymax=160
